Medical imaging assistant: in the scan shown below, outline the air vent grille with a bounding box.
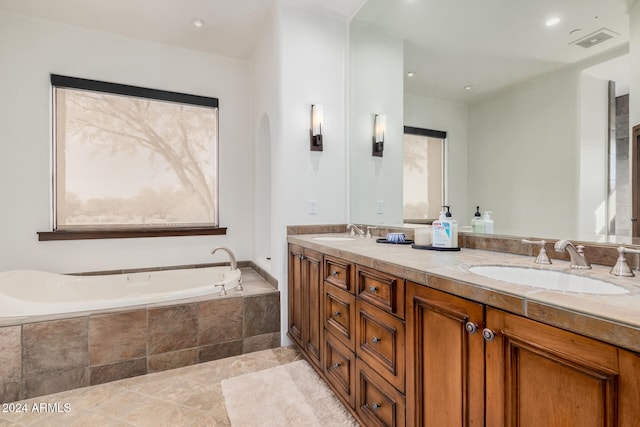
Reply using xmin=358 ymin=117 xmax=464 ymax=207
xmin=571 ymin=28 xmax=619 ymax=48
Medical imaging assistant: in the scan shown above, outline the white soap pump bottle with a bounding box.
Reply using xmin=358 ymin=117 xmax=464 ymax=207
xmin=483 ymin=211 xmax=494 ymax=234
xmin=445 ymin=206 xmax=459 ymax=247
xmin=471 ymin=206 xmax=484 ymax=233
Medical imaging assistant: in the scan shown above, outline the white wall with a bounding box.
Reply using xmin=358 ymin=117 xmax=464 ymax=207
xmin=467 ymin=69 xmax=580 ymax=239
xmin=270 ymin=1 xmax=350 ymax=344
xmin=349 ymin=23 xmax=404 ymax=225
xmin=0 ymin=11 xmax=254 ymax=273
xmin=578 ymin=74 xmax=609 ymax=241
xmin=404 ymin=94 xmax=469 ymax=222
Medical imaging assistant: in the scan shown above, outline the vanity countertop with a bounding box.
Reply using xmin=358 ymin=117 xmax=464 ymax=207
xmin=288 ymin=233 xmax=640 ymax=353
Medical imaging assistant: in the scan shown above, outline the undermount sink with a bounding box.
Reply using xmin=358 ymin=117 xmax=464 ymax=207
xmin=468 ymin=265 xmax=629 ymax=295
xmin=313 ymin=236 xmax=356 ymax=242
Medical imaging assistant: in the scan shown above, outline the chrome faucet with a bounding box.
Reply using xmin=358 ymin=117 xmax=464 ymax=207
xmin=610 ymin=246 xmax=640 ymax=277
xmin=211 ymin=246 xmax=238 ymax=270
xmin=522 ymin=239 xmax=551 ymax=265
xmin=347 ymin=224 xmax=365 ymax=238
xmin=554 ymin=240 xmax=591 ymax=269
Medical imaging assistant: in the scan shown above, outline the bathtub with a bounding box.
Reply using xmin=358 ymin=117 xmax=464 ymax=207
xmin=0 ymin=266 xmax=242 ymax=317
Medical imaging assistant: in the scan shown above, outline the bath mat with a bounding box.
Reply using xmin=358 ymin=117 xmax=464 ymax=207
xmin=221 ymin=359 xmax=360 ymax=426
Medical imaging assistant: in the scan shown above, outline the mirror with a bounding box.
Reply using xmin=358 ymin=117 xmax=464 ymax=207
xmin=349 ymin=0 xmax=639 ymax=244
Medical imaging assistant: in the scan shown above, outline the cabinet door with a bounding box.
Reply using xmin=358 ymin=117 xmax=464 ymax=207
xmin=406 ymin=282 xmax=484 ymax=427
xmin=485 ymin=307 xmax=638 ymax=427
xmin=287 ymin=244 xmax=304 ymax=348
xmin=303 ymin=248 xmax=323 ymax=368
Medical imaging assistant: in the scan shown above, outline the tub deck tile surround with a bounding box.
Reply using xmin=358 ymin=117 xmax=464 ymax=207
xmin=89 ymin=310 xmax=147 ymax=366
xmin=0 ymin=267 xmax=280 ymax=403
xmin=148 ymin=304 xmax=198 ymax=355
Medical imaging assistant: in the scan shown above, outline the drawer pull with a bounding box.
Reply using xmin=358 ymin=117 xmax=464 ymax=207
xmin=372 ymin=336 xmax=382 ymax=344
xmin=333 ymin=311 xmax=341 ymax=318
xmin=333 ymin=362 xmax=341 ymax=369
xmin=331 ymin=271 xmax=340 ymax=276
xmin=482 ymin=328 xmax=496 ymax=342
xmin=369 ymin=286 xmax=378 ymax=293
xmin=465 ymin=322 xmax=478 ymax=334
xmin=370 ymin=403 xmax=381 ymax=411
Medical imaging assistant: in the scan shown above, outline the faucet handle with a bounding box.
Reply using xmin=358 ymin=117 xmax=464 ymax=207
xmin=610 ymin=246 xmax=640 ymax=277
xmin=522 ymin=239 xmax=552 ymax=265
xmin=366 ymin=226 xmax=378 ymax=239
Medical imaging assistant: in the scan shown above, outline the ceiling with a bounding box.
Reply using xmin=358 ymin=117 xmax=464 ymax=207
xmin=353 ymin=0 xmax=632 ymax=104
xmin=0 ymin=0 xmax=365 ymax=60
xmin=0 ymin=0 xmax=632 ymax=104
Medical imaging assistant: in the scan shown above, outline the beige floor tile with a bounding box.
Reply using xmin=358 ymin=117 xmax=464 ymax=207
xmin=1 ymin=347 xmax=302 ymax=426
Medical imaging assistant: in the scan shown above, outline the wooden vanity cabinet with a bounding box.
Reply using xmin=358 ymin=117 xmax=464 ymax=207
xmin=287 ymin=244 xmax=323 ymax=368
xmin=406 ymin=282 xmax=485 ymax=427
xmin=289 ymin=244 xmax=640 ymax=427
xmin=485 ymin=307 xmax=640 ymax=427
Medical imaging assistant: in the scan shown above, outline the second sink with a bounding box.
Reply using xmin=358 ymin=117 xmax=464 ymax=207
xmin=468 ymin=265 xmax=628 ymax=295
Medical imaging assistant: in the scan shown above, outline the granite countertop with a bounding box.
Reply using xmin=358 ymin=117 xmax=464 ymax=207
xmin=288 ymin=233 xmax=640 ymax=353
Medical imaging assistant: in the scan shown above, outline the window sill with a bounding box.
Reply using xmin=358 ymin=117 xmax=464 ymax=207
xmin=37 ymin=227 xmax=227 ymax=241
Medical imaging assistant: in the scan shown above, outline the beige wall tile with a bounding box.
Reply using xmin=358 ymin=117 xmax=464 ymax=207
xmin=22 ymin=319 xmax=88 ymax=376
xmin=148 ymin=304 xmax=197 ymax=355
xmin=89 ymin=310 xmax=147 ymax=365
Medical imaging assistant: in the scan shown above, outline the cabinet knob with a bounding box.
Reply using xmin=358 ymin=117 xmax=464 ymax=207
xmin=331 ymin=271 xmax=339 ymax=276
xmin=369 ymin=286 xmax=378 ymax=293
xmin=333 ymin=362 xmax=341 ymax=369
xmin=465 ymin=322 xmax=478 ymax=334
xmin=333 ymin=311 xmax=341 ymax=318
xmin=298 ymin=254 xmax=304 ymax=260
xmin=370 ymin=403 xmax=381 ymax=411
xmin=482 ymin=328 xmax=496 ymax=342
xmin=372 ymin=336 xmax=382 ymax=344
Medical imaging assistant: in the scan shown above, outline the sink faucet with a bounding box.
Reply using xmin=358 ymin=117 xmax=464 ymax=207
xmin=554 ymin=240 xmax=591 ymax=269
xmin=347 ymin=224 xmax=365 ymax=238
xmin=610 ymin=246 xmax=640 ymax=277
xmin=211 ymin=246 xmax=238 ymax=270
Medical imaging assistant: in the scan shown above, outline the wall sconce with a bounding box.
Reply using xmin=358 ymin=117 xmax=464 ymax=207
xmin=372 ymin=114 xmax=386 ymax=157
xmin=310 ymin=104 xmax=323 ymax=151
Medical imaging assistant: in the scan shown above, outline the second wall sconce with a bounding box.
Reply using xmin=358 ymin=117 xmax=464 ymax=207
xmin=372 ymin=114 xmax=386 ymax=157
xmin=310 ymin=104 xmax=323 ymax=151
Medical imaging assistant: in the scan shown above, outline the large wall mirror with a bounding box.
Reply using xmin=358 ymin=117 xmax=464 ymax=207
xmin=349 ymin=0 xmax=640 ymax=244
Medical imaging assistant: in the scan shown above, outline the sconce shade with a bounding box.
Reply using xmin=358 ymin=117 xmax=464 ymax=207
xmin=372 ymin=114 xmax=386 ymax=157
xmin=310 ymin=104 xmax=323 ymax=151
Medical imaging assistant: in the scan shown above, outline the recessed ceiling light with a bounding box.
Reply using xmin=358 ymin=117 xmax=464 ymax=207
xmin=546 ymin=17 xmax=560 ymax=27
xmin=191 ymin=18 xmax=205 ymax=28
xmin=464 ymin=85 xmax=473 ymax=91
xmin=407 ymin=71 xmax=415 ymax=77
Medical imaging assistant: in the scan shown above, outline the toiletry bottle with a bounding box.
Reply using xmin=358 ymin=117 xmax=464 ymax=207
xmin=471 ymin=206 xmax=484 ymax=233
xmin=483 ymin=211 xmax=494 ymax=234
xmin=433 ymin=206 xmax=458 ymax=248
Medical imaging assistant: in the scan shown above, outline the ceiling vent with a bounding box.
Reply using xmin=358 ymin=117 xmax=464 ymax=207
xmin=571 ymin=28 xmax=619 ymax=48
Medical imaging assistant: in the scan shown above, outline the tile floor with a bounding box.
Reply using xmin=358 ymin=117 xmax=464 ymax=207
xmin=0 ymin=347 xmax=303 ymax=427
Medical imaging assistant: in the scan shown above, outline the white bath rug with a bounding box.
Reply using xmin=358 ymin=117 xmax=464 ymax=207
xmin=221 ymin=359 xmax=360 ymax=427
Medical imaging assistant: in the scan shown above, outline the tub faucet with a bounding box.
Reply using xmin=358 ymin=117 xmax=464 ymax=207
xmin=211 ymin=247 xmax=238 ymax=270
xmin=554 ymin=240 xmax=591 ymax=269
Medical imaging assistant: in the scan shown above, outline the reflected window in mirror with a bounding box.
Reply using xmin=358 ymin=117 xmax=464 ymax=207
xmin=403 ymin=127 xmax=446 ymax=224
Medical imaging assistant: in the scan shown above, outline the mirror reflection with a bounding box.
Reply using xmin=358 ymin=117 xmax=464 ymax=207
xmin=349 ymin=0 xmax=638 ymax=243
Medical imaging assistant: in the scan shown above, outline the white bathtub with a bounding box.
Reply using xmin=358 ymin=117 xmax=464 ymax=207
xmin=0 ymin=266 xmax=242 ymax=317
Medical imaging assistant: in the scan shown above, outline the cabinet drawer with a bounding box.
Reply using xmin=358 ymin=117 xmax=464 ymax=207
xmin=324 ymin=283 xmax=356 ymax=351
xmin=356 ymin=265 xmax=405 ymax=318
xmin=356 ymin=300 xmax=405 ymax=392
xmin=324 ymin=256 xmax=353 ymax=292
xmin=324 ymin=331 xmax=356 ymax=409
xmin=355 ymin=358 xmax=406 ymax=427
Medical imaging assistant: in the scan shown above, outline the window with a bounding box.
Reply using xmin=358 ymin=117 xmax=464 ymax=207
xmin=403 ymin=126 xmax=446 ymax=223
xmin=39 ymin=75 xmax=224 ymax=241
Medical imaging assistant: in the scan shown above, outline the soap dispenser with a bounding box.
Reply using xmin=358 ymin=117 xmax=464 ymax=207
xmin=471 ymin=206 xmax=484 ymax=233
xmin=433 ymin=206 xmax=459 ymax=248
xmin=483 ymin=211 xmax=494 ymax=234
